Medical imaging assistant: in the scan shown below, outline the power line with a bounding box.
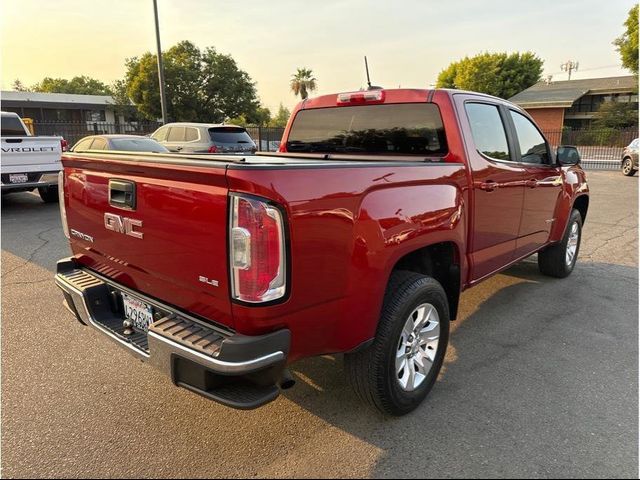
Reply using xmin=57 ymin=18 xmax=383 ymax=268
xmin=546 ymin=64 xmax=622 ymax=76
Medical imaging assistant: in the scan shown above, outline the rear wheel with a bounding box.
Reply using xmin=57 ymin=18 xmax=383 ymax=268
xmin=538 ymin=209 xmax=582 ymax=278
xmin=344 ymin=271 xmax=450 ymax=416
xmin=38 ymin=186 xmax=59 ymax=203
xmin=622 ymin=158 xmax=636 ymax=176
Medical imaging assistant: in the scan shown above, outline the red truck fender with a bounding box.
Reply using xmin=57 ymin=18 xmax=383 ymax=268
xmin=346 ymin=182 xmax=467 ymax=343
xmin=549 ymin=167 xmax=590 ymax=243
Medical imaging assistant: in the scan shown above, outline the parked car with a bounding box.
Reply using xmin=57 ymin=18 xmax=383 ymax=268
xmin=71 ymin=135 xmax=169 ymax=153
xmin=150 ymin=122 xmax=257 ymax=154
xmin=55 ymin=88 xmax=589 ymax=416
xmin=621 ymin=138 xmax=638 ymax=176
xmin=1 ymin=111 xmax=67 ymax=203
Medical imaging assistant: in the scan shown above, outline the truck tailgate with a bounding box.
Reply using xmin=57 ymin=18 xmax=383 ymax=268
xmin=1 ymin=136 xmax=62 ymax=173
xmin=62 ymin=155 xmax=233 ymax=329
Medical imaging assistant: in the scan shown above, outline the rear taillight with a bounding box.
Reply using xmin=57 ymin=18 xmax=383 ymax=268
xmin=208 ymin=145 xmax=218 ymax=153
xmin=61 ymin=139 xmax=68 ymax=152
xmin=230 ymin=194 xmax=286 ymax=303
xmin=58 ymin=171 xmax=69 ymax=239
xmin=337 ymin=89 xmax=385 ymax=105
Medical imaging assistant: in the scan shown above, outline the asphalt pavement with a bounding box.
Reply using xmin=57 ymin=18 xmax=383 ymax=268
xmin=1 ymin=170 xmax=638 ymax=478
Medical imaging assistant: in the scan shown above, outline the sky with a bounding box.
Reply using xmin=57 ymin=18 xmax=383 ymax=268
xmin=1 ymin=0 xmax=635 ymax=113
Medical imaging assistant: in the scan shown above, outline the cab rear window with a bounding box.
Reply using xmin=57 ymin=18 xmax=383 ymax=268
xmin=286 ymin=103 xmax=447 ymax=156
xmin=1 ymin=115 xmax=28 ymax=136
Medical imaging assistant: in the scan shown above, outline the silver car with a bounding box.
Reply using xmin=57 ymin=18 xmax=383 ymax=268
xmin=150 ymin=122 xmax=257 ymax=154
xmin=621 ymin=138 xmax=639 ymax=177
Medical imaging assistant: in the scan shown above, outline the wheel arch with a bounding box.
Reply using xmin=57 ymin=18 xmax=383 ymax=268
xmin=389 ymin=241 xmax=462 ymax=320
xmin=573 ymin=194 xmax=589 ymax=224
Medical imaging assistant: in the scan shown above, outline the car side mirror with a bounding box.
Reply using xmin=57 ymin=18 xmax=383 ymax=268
xmin=556 ymin=146 xmax=581 ymax=166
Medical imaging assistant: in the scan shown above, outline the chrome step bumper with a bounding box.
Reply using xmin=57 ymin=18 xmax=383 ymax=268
xmin=55 ymin=258 xmax=290 ymax=409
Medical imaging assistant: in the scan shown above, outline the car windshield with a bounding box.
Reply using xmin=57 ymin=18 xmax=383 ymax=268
xmin=110 ymin=138 xmax=169 ymax=152
xmin=1 ymin=115 xmax=28 ymax=136
xmin=286 ymin=103 xmax=448 ymax=156
xmin=209 ymin=127 xmax=254 ymax=145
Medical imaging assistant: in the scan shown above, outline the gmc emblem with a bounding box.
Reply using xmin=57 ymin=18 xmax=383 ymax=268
xmin=104 ymin=213 xmax=143 ymax=239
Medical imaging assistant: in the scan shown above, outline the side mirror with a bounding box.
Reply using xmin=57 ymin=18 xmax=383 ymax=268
xmin=556 ymin=145 xmax=581 ymax=166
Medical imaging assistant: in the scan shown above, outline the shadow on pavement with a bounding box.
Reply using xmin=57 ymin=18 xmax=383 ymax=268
xmin=282 ymin=260 xmax=638 ymax=478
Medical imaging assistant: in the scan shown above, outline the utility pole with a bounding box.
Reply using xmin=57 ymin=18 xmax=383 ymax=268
xmin=560 ymin=60 xmax=579 ymax=81
xmin=153 ymin=0 xmax=168 ymax=124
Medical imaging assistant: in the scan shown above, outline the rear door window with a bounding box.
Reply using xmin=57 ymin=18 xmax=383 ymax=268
xmin=209 ymin=127 xmax=254 ymax=145
xmin=465 ymin=103 xmax=511 ymax=161
xmin=90 ymin=138 xmax=107 ymax=150
xmin=185 ymin=127 xmax=199 ymax=142
xmin=1 ymin=115 xmax=28 ymax=136
xmin=286 ymin=103 xmax=447 ymax=156
xmin=167 ymin=126 xmax=185 ymax=142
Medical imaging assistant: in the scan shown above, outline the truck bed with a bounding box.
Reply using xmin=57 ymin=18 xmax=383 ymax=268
xmin=61 ymin=150 xmax=466 ymax=346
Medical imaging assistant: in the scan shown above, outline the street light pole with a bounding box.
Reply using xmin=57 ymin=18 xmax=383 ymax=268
xmin=153 ymin=0 xmax=168 ymax=124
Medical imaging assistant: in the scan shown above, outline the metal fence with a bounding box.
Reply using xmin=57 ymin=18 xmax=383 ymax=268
xmin=245 ymin=126 xmax=285 ymax=152
xmin=542 ymin=127 xmax=637 ymax=171
xmin=33 ymin=121 xmax=162 ymax=147
xmin=31 ymin=121 xmax=285 ymax=152
xmin=31 ymin=122 xmax=636 ymax=169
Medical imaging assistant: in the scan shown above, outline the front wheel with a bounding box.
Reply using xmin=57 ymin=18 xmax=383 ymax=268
xmin=38 ymin=186 xmax=59 ymax=203
xmin=538 ymin=209 xmax=582 ymax=278
xmin=622 ymin=158 xmax=636 ymax=176
xmin=344 ymin=271 xmax=450 ymax=416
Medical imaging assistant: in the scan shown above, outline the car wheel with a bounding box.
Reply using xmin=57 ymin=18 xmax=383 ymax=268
xmin=344 ymin=270 xmax=450 ymax=416
xmin=538 ymin=209 xmax=582 ymax=278
xmin=622 ymin=158 xmax=636 ymax=176
xmin=38 ymin=186 xmax=59 ymax=203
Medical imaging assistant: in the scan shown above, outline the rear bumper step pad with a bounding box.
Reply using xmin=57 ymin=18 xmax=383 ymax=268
xmin=55 ymin=257 xmax=290 ymax=409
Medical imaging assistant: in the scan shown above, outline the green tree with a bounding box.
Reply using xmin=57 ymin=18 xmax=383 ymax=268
xmin=31 ymin=76 xmax=112 ymax=95
xmin=269 ymin=103 xmax=291 ymax=127
xmin=613 ymin=5 xmax=639 ymax=75
xmin=125 ymin=40 xmax=262 ymax=122
xmin=436 ymin=52 xmax=543 ymax=99
xmin=12 ymin=79 xmax=29 ymax=91
xmin=593 ymin=101 xmax=638 ymax=129
xmin=227 ymin=107 xmax=271 ymax=126
xmin=108 ymin=79 xmax=144 ymax=121
xmin=290 ymin=68 xmax=317 ymax=100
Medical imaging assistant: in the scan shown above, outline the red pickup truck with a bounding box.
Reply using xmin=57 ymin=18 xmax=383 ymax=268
xmin=55 ymin=88 xmax=588 ymax=415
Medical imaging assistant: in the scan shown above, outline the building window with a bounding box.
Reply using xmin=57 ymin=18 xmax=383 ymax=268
xmin=84 ymin=110 xmax=106 ymax=122
xmin=43 ymin=109 xmax=74 ymax=122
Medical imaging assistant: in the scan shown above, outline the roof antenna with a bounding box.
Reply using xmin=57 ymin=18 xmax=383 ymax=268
xmin=364 ymin=56 xmax=383 ymax=90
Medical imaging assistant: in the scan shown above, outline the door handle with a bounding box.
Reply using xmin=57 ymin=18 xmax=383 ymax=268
xmin=476 ymin=180 xmax=499 ymax=192
xmin=175 ymin=146 xmax=183 ymax=151
xmin=525 ymin=178 xmax=538 ymax=188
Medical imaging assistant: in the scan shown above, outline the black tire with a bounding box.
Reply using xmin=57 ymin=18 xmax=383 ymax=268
xmin=38 ymin=186 xmax=59 ymax=203
xmin=538 ymin=209 xmax=582 ymax=278
xmin=622 ymin=158 xmax=637 ymax=176
xmin=344 ymin=270 xmax=450 ymax=416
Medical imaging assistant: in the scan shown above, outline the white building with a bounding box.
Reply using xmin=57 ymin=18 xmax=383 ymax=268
xmin=1 ymin=90 xmax=129 ymax=124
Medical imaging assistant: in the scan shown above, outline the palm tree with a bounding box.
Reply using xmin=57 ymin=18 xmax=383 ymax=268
xmin=290 ymin=68 xmax=317 ymax=100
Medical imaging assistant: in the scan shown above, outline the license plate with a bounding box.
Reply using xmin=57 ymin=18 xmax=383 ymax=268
xmin=122 ymin=293 xmax=154 ymax=332
xmin=9 ymin=174 xmax=28 ymax=184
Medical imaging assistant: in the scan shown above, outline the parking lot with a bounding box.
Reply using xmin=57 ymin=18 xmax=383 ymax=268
xmin=1 ymin=171 xmax=637 ymax=478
